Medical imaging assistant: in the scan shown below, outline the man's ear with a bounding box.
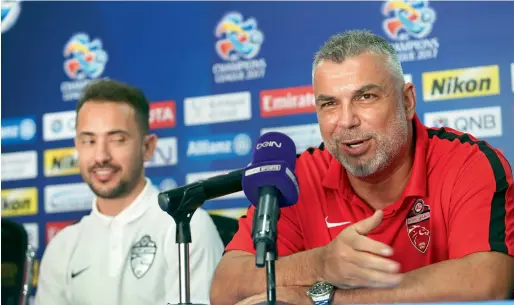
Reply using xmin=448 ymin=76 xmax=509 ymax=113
xmin=403 ymin=82 xmax=417 ymax=120
xmin=142 ymin=134 xmax=158 ymax=162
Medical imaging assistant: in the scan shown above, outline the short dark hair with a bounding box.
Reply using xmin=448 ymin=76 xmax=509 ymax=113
xmin=76 ymin=79 xmax=150 ymax=135
xmin=312 ymin=30 xmax=404 ymax=89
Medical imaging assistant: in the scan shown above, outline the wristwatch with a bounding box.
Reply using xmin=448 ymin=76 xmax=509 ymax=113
xmin=306 ymin=281 xmax=334 ymax=305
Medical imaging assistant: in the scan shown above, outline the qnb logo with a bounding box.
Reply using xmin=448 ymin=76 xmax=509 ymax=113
xmin=454 ymin=115 xmax=497 ymax=133
xmin=256 ymin=141 xmax=282 ymax=149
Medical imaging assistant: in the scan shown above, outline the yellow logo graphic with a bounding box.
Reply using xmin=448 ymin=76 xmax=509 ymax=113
xmin=422 ymin=65 xmax=500 ymax=101
xmin=44 ymin=147 xmax=79 ymax=177
xmin=1 ymin=188 xmax=38 ymax=217
xmin=209 ymin=208 xmax=248 ymax=220
xmin=32 ymin=259 xmax=39 ymax=287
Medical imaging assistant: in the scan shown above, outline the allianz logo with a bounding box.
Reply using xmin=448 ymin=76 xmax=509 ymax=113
xmin=2 ymin=118 xmax=36 ymax=140
xmin=187 ymin=133 xmax=252 ymax=157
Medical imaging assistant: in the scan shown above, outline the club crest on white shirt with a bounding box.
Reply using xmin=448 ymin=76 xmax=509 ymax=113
xmin=130 ymin=235 xmax=157 ymax=279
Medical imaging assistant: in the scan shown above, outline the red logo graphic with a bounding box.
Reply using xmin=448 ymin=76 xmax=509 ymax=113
xmin=46 ymin=221 xmax=75 ymax=244
xmin=406 ymin=199 xmax=431 ymax=253
xmin=260 ymin=86 xmax=315 ymax=118
xmin=149 ymin=101 xmax=176 ymax=129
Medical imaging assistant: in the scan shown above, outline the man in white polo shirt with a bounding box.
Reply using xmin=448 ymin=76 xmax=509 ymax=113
xmin=35 ymin=79 xmax=224 ymax=305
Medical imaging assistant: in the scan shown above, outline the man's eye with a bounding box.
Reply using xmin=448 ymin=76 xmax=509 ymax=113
xmin=358 ymin=94 xmax=375 ymax=100
xmin=320 ymin=101 xmax=335 ymax=108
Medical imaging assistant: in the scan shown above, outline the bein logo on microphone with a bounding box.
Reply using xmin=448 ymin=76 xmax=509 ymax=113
xmin=256 ymin=141 xmax=281 ymax=149
xmin=245 ymin=164 xmax=281 ymax=176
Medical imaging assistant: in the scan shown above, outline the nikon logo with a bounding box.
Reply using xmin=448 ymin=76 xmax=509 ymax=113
xmin=422 ymin=65 xmax=500 ymax=101
xmin=44 ymin=147 xmax=80 ymax=177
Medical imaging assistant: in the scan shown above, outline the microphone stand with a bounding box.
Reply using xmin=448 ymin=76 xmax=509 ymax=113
xmin=253 ymin=186 xmax=280 ymax=305
xmin=165 ymin=183 xmax=208 ymax=305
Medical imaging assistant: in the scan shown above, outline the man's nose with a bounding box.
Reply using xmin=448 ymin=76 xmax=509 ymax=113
xmin=94 ymin=140 xmax=112 ymax=164
xmin=336 ymin=103 xmax=360 ymax=130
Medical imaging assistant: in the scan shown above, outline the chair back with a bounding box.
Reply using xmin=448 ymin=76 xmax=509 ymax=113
xmin=209 ymin=214 xmax=240 ymax=247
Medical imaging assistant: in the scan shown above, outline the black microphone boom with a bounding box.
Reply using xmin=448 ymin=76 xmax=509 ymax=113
xmin=158 ymin=169 xmax=244 ymax=214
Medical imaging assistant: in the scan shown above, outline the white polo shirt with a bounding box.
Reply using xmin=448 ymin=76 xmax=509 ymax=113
xmin=35 ymin=178 xmax=224 ymax=305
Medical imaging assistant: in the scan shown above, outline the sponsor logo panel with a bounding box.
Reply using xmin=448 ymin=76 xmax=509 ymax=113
xmin=186 ymin=133 xmax=252 ymax=160
xmin=260 ymin=86 xmax=315 ymax=118
xmin=150 ymin=177 xmax=178 ymax=192
xmin=43 ymin=110 xmax=76 ymax=141
xmin=184 ymin=92 xmax=251 ymax=126
xmin=23 ymin=223 xmax=39 ymax=250
xmin=1 ymin=187 xmax=38 ymax=217
xmin=1 ymin=150 xmax=38 ymax=181
xmin=44 ymin=183 xmax=95 ymax=213
xmin=260 ymin=124 xmax=322 ymax=154
xmin=184 ymin=92 xmax=252 ymax=126
xmin=422 ymin=65 xmax=500 ymax=102
xmin=424 ymin=106 xmax=502 ymax=138
xmin=145 ymin=137 xmax=178 ymax=168
xmin=1 ymin=116 xmax=37 ymax=145
xmin=46 ymin=221 xmax=75 ymax=244
xmin=150 ymin=101 xmax=176 ymax=129
xmin=43 ymin=147 xmax=79 ymax=177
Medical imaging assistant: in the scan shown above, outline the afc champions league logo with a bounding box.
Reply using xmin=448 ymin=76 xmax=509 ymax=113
xmin=130 ymin=235 xmax=157 ymax=279
xmin=63 ymin=33 xmax=108 ymax=80
xmin=212 ymin=11 xmax=267 ymax=84
xmin=406 ymin=199 xmax=431 ymax=253
xmin=215 ymin=11 xmax=264 ymax=62
xmin=381 ymin=0 xmax=439 ymax=62
xmin=1 ymin=0 xmax=21 ymax=33
xmin=60 ymin=33 xmax=109 ymax=102
xmin=382 ymin=0 xmax=436 ymax=41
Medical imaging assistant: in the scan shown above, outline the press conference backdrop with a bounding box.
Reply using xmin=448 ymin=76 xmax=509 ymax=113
xmin=1 ymin=0 xmax=514 ymax=300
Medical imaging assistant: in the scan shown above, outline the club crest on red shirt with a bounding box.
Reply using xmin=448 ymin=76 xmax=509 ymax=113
xmin=406 ymin=199 xmax=431 ymax=253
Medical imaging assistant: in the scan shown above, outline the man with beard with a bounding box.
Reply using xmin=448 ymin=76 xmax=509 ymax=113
xmin=36 ymin=79 xmax=224 ymax=305
xmin=210 ymin=30 xmax=514 ymax=305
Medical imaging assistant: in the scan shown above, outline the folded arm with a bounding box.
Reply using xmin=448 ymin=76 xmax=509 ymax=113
xmin=239 ymin=251 xmax=513 ymax=305
xmin=331 ymin=251 xmax=513 ymax=304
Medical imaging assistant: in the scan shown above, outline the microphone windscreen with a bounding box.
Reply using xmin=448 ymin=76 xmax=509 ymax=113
xmin=251 ymin=132 xmax=297 ymax=171
xmin=242 ymin=132 xmax=299 ymax=208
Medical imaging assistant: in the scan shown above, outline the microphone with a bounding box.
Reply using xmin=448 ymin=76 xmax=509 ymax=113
xmin=158 ymin=169 xmax=244 ymax=305
xmin=242 ymin=131 xmax=299 ymax=266
xmin=242 ymin=131 xmax=299 ymax=305
xmin=158 ymin=169 xmax=243 ymax=214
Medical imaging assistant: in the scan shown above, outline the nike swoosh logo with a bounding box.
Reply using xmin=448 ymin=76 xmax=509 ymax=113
xmin=71 ymin=267 xmax=89 ymax=279
xmin=325 ymin=217 xmax=352 ymax=228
